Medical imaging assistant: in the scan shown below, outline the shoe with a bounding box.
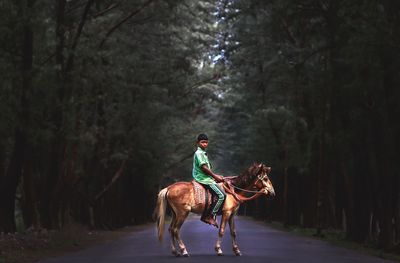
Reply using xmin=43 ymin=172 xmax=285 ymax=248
xmin=201 ymin=215 xmax=219 ymax=228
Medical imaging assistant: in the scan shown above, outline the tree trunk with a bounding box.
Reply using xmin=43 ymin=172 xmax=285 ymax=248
xmin=39 ymin=0 xmax=67 ymax=229
xmin=0 ymin=0 xmax=34 ymax=233
xmin=395 ymin=191 xmax=400 ymax=244
xmin=376 ymin=38 xmax=398 ymax=249
xmin=21 ymin=152 xmax=40 ymax=229
xmin=0 ymin=132 xmax=25 ymax=232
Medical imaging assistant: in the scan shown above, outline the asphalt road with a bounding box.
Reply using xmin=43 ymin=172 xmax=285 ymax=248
xmin=38 ymin=216 xmax=396 ymax=263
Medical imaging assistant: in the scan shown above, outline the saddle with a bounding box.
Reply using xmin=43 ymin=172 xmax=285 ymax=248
xmin=192 ymin=179 xmax=241 ymax=218
xmin=192 ymin=180 xmax=223 ymax=217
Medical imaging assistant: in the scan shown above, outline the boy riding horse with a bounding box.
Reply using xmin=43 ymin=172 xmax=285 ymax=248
xmin=192 ymin=133 xmax=226 ymax=228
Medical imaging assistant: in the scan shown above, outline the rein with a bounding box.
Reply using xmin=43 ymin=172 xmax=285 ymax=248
xmin=223 ymin=174 xmax=267 ymax=203
xmin=231 ymin=184 xmax=263 ymax=194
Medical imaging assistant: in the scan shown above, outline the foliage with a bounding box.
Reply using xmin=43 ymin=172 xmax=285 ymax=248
xmin=215 ymin=0 xmax=400 ymax=250
xmin=1 ymin=0 xmax=399 ymax=254
xmin=0 ymin=0 xmax=221 ymax=230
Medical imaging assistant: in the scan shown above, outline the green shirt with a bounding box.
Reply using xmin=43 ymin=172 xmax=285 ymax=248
xmin=192 ymin=147 xmax=215 ymax=185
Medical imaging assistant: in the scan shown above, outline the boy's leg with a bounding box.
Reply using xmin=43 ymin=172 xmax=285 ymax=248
xmin=201 ymin=184 xmax=225 ymax=228
xmin=209 ymin=183 xmax=226 ymax=215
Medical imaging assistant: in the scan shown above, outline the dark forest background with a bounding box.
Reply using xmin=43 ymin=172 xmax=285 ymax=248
xmin=0 ymin=0 xmax=399 ymax=253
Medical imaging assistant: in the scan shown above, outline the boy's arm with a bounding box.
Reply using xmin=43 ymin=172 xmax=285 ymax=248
xmin=201 ymin=164 xmax=224 ymax=182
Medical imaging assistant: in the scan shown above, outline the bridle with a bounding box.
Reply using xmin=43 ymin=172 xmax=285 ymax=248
xmin=227 ymin=171 xmax=271 ymax=202
xmin=255 ymin=172 xmax=269 ymax=184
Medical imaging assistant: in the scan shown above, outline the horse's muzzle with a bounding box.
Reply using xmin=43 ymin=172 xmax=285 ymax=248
xmin=265 ymin=189 xmax=275 ymax=199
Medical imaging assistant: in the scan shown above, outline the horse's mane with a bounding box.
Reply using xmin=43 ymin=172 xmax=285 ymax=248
xmin=231 ymin=163 xmax=260 ymax=189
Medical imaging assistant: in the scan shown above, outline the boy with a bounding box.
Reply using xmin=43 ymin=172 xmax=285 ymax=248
xmin=192 ymin=133 xmax=226 ymax=228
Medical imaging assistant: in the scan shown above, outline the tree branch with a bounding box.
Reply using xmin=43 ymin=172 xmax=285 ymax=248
xmin=295 ymin=45 xmax=332 ymax=68
xmin=95 ymin=159 xmax=127 ymax=200
xmin=182 ymin=75 xmax=219 ymax=96
xmin=279 ymin=16 xmax=297 ymax=45
xmin=66 ymin=0 xmax=95 ymax=71
xmin=99 ymin=0 xmax=156 ymax=47
xmin=66 ymin=0 xmax=88 ymax=15
xmin=93 ymin=3 xmax=120 ymax=18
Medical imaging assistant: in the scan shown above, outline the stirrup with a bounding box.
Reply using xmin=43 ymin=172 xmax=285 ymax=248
xmin=201 ymin=215 xmax=218 ymax=228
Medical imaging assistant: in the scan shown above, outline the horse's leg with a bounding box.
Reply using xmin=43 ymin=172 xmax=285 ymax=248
xmin=215 ymin=211 xmax=231 ymax=256
xmin=173 ymin=211 xmax=190 ymax=257
xmin=168 ymin=210 xmax=179 ymax=256
xmin=229 ymin=213 xmax=241 ymax=256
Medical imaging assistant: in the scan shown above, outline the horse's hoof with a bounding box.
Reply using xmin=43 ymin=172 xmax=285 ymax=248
xmin=234 ymin=251 xmax=242 ymax=256
xmin=172 ymin=251 xmax=180 ymax=257
xmin=233 ymin=247 xmax=242 ymax=256
xmin=217 ymin=252 xmax=223 ymax=256
xmin=181 ymin=248 xmax=189 ymax=257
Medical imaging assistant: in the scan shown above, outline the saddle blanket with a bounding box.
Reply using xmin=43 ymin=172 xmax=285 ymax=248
xmin=192 ymin=180 xmax=224 ymax=216
xmin=192 ymin=180 xmax=207 ymax=205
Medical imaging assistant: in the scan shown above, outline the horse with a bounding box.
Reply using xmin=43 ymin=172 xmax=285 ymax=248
xmin=154 ymin=163 xmax=275 ymax=256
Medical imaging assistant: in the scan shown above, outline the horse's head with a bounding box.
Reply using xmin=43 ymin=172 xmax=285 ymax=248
xmin=252 ymin=163 xmax=275 ymax=198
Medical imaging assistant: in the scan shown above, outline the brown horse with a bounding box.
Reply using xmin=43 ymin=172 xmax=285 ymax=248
xmin=154 ymin=163 xmax=275 ymax=256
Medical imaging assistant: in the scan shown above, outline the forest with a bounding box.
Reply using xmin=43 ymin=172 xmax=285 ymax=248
xmin=0 ymin=0 xmax=399 ymax=254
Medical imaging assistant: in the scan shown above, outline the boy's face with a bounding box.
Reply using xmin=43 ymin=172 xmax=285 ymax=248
xmin=198 ymin=140 xmax=209 ymax=150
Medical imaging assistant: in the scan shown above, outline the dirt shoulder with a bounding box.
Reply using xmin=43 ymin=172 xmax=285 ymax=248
xmin=0 ymin=223 xmax=154 ymax=263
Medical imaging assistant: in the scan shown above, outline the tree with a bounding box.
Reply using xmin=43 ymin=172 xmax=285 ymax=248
xmin=216 ymin=0 xmax=400 ymax=250
xmin=0 ymin=0 xmax=221 ymax=231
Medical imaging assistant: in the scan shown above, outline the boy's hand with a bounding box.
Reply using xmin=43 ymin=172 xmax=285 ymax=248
xmin=215 ymin=175 xmax=225 ymax=183
xmin=200 ymin=164 xmax=225 ymax=183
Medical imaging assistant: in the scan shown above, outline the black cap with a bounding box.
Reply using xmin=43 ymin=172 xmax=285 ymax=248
xmin=197 ymin=133 xmax=208 ymax=142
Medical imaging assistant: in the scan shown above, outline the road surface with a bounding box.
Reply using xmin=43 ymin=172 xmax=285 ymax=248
xmin=38 ymin=215 xmax=395 ymax=263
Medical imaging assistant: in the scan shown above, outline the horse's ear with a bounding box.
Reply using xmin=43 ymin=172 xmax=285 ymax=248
xmin=256 ymin=163 xmax=263 ymax=174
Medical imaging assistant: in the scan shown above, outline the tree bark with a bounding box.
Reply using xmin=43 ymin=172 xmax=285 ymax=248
xmin=0 ymin=0 xmax=34 ymax=233
xmin=21 ymin=152 xmax=40 ymax=229
xmin=40 ymin=0 xmax=67 ymax=229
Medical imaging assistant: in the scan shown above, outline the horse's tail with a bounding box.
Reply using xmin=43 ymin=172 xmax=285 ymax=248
xmin=155 ymin=187 xmax=169 ymax=242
